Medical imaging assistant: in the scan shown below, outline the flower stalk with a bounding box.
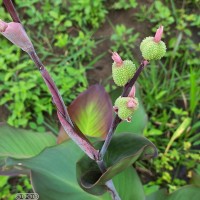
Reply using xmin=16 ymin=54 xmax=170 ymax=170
xmin=99 ymin=60 xmax=149 ymax=159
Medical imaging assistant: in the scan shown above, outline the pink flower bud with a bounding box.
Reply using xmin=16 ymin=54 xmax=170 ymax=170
xmin=112 ymin=52 xmax=123 ymax=66
xmin=154 ymin=26 xmax=163 ymax=43
xmin=0 ymin=20 xmax=8 ymax=32
xmin=0 ymin=20 xmax=33 ymax=52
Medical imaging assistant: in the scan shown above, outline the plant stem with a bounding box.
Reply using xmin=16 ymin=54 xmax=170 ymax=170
xmin=99 ymin=60 xmax=149 ymax=160
xmin=29 ymin=50 xmax=121 ymax=200
xmin=2 ymin=1 xmax=130 ymax=198
xmin=97 ymin=160 xmax=121 ymax=200
xmin=99 ymin=116 xmax=121 ymax=159
xmin=28 ymin=51 xmax=73 ymax=126
xmin=28 ymin=50 xmax=99 ymax=160
xmin=97 ymin=60 xmax=149 ymax=199
xmin=29 ymin=49 xmax=121 ymax=199
xmin=3 ymin=0 xmax=21 ymax=23
xmin=106 ymin=180 xmax=121 ymax=200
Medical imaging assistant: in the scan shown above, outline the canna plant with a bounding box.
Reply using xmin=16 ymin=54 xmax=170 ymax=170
xmin=0 ymin=1 xmax=200 ymax=200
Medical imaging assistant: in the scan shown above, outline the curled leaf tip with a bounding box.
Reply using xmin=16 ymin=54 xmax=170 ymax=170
xmin=112 ymin=52 xmax=123 ymax=66
xmin=0 ymin=19 xmax=8 ymax=32
xmin=154 ymin=25 xmax=164 ymax=43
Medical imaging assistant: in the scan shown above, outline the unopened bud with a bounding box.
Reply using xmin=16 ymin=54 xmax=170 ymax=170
xmin=140 ymin=26 xmax=166 ymax=60
xmin=112 ymin=52 xmax=136 ymax=87
xmin=114 ymin=96 xmax=139 ymax=121
xmin=0 ymin=21 xmax=33 ymax=52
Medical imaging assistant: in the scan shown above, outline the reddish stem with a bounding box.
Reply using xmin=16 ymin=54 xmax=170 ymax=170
xmin=3 ymin=0 xmax=21 ymax=23
xmin=28 ymin=51 xmax=99 ymax=160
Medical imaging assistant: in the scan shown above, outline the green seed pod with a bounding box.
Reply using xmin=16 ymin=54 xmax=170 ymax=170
xmin=140 ymin=36 xmax=166 ymax=60
xmin=112 ymin=60 xmax=136 ymax=87
xmin=114 ymin=96 xmax=139 ymax=120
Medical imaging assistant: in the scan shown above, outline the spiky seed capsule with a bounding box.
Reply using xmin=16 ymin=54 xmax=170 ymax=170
xmin=140 ymin=37 xmax=166 ymax=60
xmin=112 ymin=60 xmax=136 ymax=87
xmin=114 ymin=96 xmax=139 ymax=120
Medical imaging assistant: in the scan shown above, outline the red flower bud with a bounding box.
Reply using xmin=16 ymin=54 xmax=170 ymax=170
xmin=0 ymin=20 xmax=33 ymax=52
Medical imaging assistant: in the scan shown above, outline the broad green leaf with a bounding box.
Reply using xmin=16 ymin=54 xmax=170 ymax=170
xmin=0 ymin=124 xmax=56 ymax=159
xmin=77 ymin=133 xmax=157 ymax=195
xmin=146 ymin=186 xmax=200 ymax=200
xmin=4 ymin=141 xmax=144 ymax=200
xmin=112 ymin=167 xmax=145 ymax=200
xmin=110 ymin=83 xmax=148 ymax=135
xmin=68 ymin=84 xmax=113 ymax=138
xmin=6 ymin=141 xmax=99 ymax=200
xmin=146 ymin=189 xmax=167 ymax=200
xmin=166 ymin=186 xmax=200 ymax=200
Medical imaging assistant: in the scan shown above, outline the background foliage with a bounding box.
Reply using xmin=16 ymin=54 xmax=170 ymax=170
xmin=0 ymin=0 xmax=199 ymax=199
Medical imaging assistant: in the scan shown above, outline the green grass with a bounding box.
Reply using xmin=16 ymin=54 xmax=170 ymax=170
xmin=0 ymin=0 xmax=200 ymax=198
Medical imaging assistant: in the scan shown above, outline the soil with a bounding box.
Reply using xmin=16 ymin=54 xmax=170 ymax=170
xmin=0 ymin=106 xmax=9 ymax=122
xmin=87 ymin=0 xmax=153 ymax=84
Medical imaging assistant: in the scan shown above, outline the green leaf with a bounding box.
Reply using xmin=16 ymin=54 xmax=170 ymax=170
xmin=0 ymin=124 xmax=56 ymax=159
xmin=0 ymin=176 xmax=8 ymax=188
xmin=146 ymin=186 xmax=200 ymax=200
xmin=5 ymin=141 xmax=99 ymax=200
xmin=68 ymin=84 xmax=113 ymax=138
xmin=110 ymin=83 xmax=148 ymax=135
xmin=77 ymin=133 xmax=157 ymax=195
xmin=3 ymin=141 xmax=144 ymax=200
xmin=112 ymin=167 xmax=145 ymax=200
xmin=166 ymin=186 xmax=200 ymax=200
xmin=165 ymin=118 xmax=191 ymax=154
xmin=146 ymin=189 xmax=167 ymax=200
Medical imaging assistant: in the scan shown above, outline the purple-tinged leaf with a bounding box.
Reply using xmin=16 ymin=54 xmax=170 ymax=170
xmin=68 ymin=84 xmax=113 ymax=138
xmin=39 ymin=68 xmax=98 ymax=160
xmin=57 ymin=112 xmax=99 ymax=160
